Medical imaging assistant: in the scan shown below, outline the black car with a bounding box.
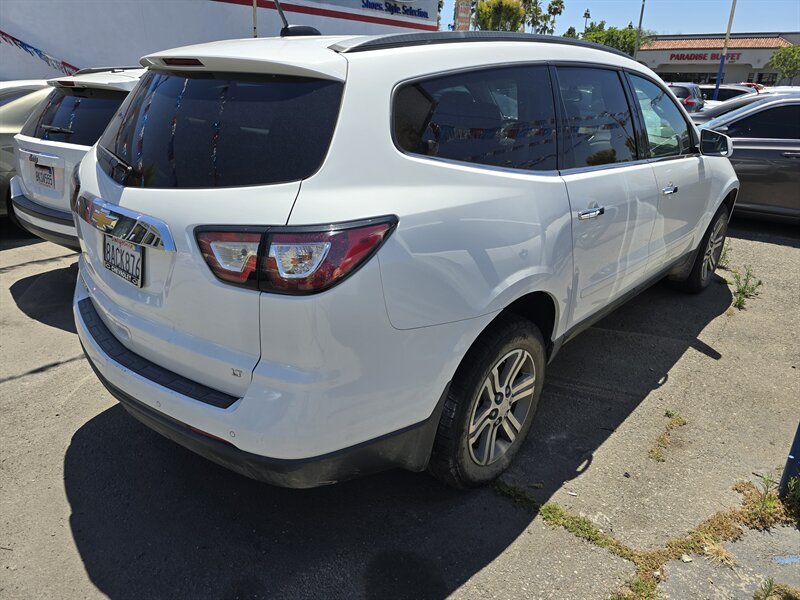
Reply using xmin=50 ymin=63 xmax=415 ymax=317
xmin=703 ymin=94 xmax=800 ymax=223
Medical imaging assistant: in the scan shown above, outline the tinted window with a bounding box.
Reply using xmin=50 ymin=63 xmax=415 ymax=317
xmin=99 ymin=70 xmax=343 ymax=188
xmin=21 ymin=87 xmax=127 ymax=146
xmin=726 ymin=105 xmax=800 ymax=139
xmin=670 ymin=86 xmax=690 ymax=99
xmin=630 ymin=75 xmax=692 ymax=158
xmin=558 ymin=67 xmax=636 ymax=168
xmin=393 ymin=65 xmax=557 ymax=171
xmin=709 ymin=88 xmax=749 ymax=101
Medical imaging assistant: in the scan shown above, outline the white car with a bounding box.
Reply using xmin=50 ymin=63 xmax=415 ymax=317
xmin=11 ymin=67 xmax=144 ymax=249
xmin=73 ymin=33 xmax=738 ymax=488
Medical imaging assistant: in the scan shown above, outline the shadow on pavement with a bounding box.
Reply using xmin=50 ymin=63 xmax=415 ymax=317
xmin=9 ymin=262 xmax=78 ymax=333
xmin=63 ymin=278 xmax=733 ymax=599
xmin=0 ymin=217 xmax=43 ymax=251
xmin=727 ymin=216 xmax=799 ymax=248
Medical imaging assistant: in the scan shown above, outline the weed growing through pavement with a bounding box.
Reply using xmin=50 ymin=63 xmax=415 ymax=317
xmin=494 ymin=476 xmax=800 ymax=600
xmin=753 ymin=576 xmax=800 ymax=600
xmin=731 ymin=265 xmax=762 ymax=310
xmin=718 ymin=240 xmax=731 ymax=270
xmin=648 ymin=410 xmax=687 ymax=462
xmin=785 ymin=476 xmax=800 ymax=528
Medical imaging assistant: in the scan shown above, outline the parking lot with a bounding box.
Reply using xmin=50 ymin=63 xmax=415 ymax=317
xmin=1 ymin=216 xmax=798 ymax=599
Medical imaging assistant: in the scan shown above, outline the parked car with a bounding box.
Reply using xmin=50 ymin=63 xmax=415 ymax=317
xmin=73 ymin=32 xmax=738 ymax=489
xmin=738 ymin=82 xmax=765 ymax=91
xmin=10 ymin=67 xmax=144 ymax=249
xmin=703 ymin=94 xmax=800 ymax=223
xmin=0 ymin=80 xmax=51 ymax=222
xmin=698 ymin=84 xmax=755 ymax=108
xmin=668 ymin=82 xmax=705 ymax=112
xmin=690 ymin=90 xmax=785 ymax=125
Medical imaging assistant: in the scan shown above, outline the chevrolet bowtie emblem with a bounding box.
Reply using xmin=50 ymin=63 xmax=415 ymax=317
xmin=91 ymin=209 xmax=118 ymax=231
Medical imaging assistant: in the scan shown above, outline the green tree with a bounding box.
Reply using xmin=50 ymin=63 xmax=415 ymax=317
xmin=521 ymin=0 xmax=564 ymax=34
xmin=474 ymin=0 xmax=525 ymax=32
xmin=768 ymin=45 xmax=800 ymax=84
xmin=563 ymin=26 xmax=578 ymax=38
xmin=583 ymin=20 xmax=652 ymax=56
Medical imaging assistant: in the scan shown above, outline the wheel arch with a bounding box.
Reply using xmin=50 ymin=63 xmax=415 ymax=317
xmin=499 ymin=290 xmax=559 ymax=358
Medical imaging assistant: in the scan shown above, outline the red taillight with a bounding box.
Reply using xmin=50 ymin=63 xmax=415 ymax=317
xmin=162 ymin=57 xmax=204 ymax=66
xmin=683 ymin=97 xmax=696 ymax=107
xmin=197 ymin=230 xmax=262 ymax=287
xmin=195 ymin=217 xmax=397 ymax=294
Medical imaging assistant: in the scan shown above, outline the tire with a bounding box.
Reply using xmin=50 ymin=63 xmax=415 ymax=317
xmin=428 ymin=313 xmax=546 ymax=489
xmin=673 ymin=205 xmax=729 ymax=294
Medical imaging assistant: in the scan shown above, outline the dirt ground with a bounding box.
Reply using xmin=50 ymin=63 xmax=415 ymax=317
xmin=1 ymin=216 xmax=798 ymax=600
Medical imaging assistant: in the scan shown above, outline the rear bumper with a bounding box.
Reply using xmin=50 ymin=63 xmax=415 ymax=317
xmin=10 ymin=176 xmax=79 ymax=250
xmin=75 ymin=275 xmax=448 ymax=488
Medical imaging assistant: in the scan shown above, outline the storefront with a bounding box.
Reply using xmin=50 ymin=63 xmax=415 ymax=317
xmin=637 ymin=32 xmax=799 ymax=85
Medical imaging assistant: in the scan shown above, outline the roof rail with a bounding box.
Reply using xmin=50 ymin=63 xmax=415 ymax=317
xmin=330 ymin=31 xmax=631 ymax=59
xmin=72 ymin=66 xmax=143 ymax=76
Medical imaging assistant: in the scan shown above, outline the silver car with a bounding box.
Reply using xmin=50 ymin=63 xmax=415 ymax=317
xmin=0 ymin=81 xmax=51 ymax=221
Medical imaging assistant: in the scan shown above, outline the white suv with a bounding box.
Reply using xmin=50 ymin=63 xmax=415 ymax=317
xmin=11 ymin=67 xmax=144 ymax=249
xmin=73 ymin=33 xmax=738 ymax=488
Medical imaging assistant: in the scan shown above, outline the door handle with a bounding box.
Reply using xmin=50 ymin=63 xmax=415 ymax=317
xmin=662 ymin=185 xmax=679 ymax=195
xmin=578 ymin=206 xmax=605 ymax=220
xmin=781 ymin=151 xmax=800 ymax=158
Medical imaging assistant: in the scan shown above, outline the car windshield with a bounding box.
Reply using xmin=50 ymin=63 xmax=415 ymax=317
xmin=98 ymin=70 xmax=344 ymax=188
xmin=701 ymin=94 xmax=765 ymax=118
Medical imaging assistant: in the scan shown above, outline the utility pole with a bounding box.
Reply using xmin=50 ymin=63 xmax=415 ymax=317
xmin=713 ymin=0 xmax=737 ymax=100
xmin=252 ymin=0 xmax=258 ymax=37
xmin=583 ymin=9 xmax=591 ymax=33
xmin=633 ymin=0 xmax=646 ymax=59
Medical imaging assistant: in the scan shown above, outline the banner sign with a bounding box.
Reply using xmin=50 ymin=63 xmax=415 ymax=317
xmin=0 ymin=29 xmax=79 ymax=75
xmin=454 ymin=0 xmax=471 ymax=31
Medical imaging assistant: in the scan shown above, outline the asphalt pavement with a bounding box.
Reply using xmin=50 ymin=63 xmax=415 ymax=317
xmin=1 ymin=216 xmax=798 ymax=599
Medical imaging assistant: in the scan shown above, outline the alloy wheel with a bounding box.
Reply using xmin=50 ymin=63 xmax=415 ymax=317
xmin=467 ymin=349 xmax=536 ymax=466
xmin=701 ymin=218 xmax=726 ymax=282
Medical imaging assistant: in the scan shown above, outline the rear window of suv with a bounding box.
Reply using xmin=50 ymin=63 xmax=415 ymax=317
xmin=97 ymin=70 xmax=343 ymax=188
xmin=21 ymin=87 xmax=128 ymax=147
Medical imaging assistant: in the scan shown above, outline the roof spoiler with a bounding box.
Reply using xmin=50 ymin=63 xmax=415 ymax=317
xmin=274 ymin=0 xmax=320 ymax=37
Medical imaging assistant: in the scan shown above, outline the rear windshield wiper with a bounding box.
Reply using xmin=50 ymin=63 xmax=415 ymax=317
xmin=98 ymin=145 xmax=134 ymax=182
xmin=41 ymin=125 xmax=74 ymax=135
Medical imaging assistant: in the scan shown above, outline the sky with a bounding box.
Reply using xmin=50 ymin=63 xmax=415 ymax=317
xmin=438 ymin=0 xmax=800 ymax=35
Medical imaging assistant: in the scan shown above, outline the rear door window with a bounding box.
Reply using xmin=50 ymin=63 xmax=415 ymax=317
xmin=630 ymin=74 xmax=693 ymax=158
xmin=557 ymin=67 xmax=637 ymax=168
xmin=98 ymin=70 xmax=344 ymax=188
xmin=21 ymin=87 xmax=128 ymax=147
xmin=393 ymin=65 xmax=557 ymax=171
xmin=726 ymin=105 xmax=800 ymax=139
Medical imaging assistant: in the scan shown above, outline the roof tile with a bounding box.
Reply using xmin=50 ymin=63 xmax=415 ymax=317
xmin=641 ymin=37 xmax=792 ymax=50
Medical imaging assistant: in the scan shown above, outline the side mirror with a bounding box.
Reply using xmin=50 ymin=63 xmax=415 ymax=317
xmin=700 ymin=128 xmax=733 ymax=158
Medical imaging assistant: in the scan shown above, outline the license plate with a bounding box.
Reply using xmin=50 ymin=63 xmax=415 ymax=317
xmin=104 ymin=236 xmax=144 ymax=288
xmin=34 ymin=164 xmax=55 ymax=189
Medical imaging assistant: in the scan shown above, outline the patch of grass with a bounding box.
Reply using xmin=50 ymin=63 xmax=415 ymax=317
xmin=754 ymin=577 xmax=800 ymax=600
xmin=648 ymin=410 xmax=688 ymax=462
xmin=738 ymin=476 xmax=786 ymax=530
xmin=731 ymin=265 xmax=762 ymax=310
xmin=718 ymin=240 xmax=731 ymax=270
